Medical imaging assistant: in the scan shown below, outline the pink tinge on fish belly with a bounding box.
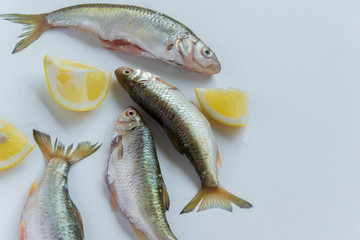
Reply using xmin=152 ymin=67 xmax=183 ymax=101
xmin=99 ymin=38 xmax=155 ymax=58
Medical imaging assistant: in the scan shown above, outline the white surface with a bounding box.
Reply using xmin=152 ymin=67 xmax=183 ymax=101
xmin=1 ymin=0 xmax=360 ymax=239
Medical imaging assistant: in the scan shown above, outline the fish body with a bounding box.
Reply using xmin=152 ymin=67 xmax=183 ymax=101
xmin=19 ymin=130 xmax=100 ymax=240
xmin=1 ymin=4 xmax=220 ymax=74
xmin=115 ymin=67 xmax=252 ymax=213
xmin=106 ymin=107 xmax=177 ymax=240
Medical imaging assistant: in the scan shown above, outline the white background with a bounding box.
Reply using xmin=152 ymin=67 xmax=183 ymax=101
xmin=1 ymin=0 xmax=360 ymax=239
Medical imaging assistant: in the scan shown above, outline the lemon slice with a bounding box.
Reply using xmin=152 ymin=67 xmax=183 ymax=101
xmin=195 ymin=87 xmax=248 ymax=126
xmin=0 ymin=119 xmax=34 ymax=170
xmin=44 ymin=55 xmax=111 ymax=111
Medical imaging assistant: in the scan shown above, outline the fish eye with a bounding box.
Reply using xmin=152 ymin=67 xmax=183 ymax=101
xmin=126 ymin=110 xmax=135 ymax=117
xmin=201 ymin=48 xmax=213 ymax=58
xmin=123 ymin=69 xmax=133 ymax=75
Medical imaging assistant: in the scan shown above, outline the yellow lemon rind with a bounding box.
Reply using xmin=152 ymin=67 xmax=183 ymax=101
xmin=44 ymin=55 xmax=111 ymax=111
xmin=195 ymin=88 xmax=248 ymax=127
xmin=0 ymin=141 xmax=34 ymax=170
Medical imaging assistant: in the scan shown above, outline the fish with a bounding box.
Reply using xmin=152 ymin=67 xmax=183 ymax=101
xmin=19 ymin=130 xmax=100 ymax=240
xmin=115 ymin=67 xmax=253 ymax=213
xmin=0 ymin=4 xmax=221 ymax=74
xmin=105 ymin=107 xmax=177 ymax=240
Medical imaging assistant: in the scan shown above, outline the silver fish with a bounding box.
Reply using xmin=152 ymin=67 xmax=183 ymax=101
xmin=19 ymin=130 xmax=100 ymax=240
xmin=115 ymin=67 xmax=252 ymax=213
xmin=1 ymin=4 xmax=221 ymax=74
xmin=105 ymin=107 xmax=177 ymax=240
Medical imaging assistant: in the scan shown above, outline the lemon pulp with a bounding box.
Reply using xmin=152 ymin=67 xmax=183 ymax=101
xmin=195 ymin=88 xmax=248 ymax=127
xmin=44 ymin=55 xmax=111 ymax=111
xmin=0 ymin=119 xmax=34 ymax=170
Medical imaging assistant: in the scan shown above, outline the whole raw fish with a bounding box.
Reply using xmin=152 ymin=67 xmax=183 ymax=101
xmin=105 ymin=107 xmax=177 ymax=240
xmin=115 ymin=67 xmax=252 ymax=213
xmin=1 ymin=4 xmax=221 ymax=74
xmin=19 ymin=130 xmax=100 ymax=240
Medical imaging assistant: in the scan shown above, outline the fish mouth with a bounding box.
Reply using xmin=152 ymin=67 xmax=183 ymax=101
xmin=200 ymin=62 xmax=221 ymax=75
xmin=184 ymin=60 xmax=221 ymax=75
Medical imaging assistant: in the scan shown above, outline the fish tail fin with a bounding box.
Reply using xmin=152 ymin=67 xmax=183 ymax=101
xmin=0 ymin=13 xmax=51 ymax=53
xmin=33 ymin=130 xmax=101 ymax=164
xmin=180 ymin=185 xmax=252 ymax=214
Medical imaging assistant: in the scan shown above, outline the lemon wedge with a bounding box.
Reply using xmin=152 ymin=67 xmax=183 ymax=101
xmin=44 ymin=55 xmax=111 ymax=111
xmin=0 ymin=119 xmax=34 ymax=170
xmin=195 ymin=88 xmax=248 ymax=126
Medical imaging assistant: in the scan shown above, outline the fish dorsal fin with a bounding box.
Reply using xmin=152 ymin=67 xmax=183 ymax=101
xmin=160 ymin=177 xmax=170 ymax=211
xmin=155 ymin=77 xmax=178 ymax=90
xmin=216 ymin=146 xmax=222 ymax=168
xmin=28 ymin=180 xmax=39 ymax=198
xmin=130 ymin=222 xmax=147 ymax=240
xmin=71 ymin=201 xmax=84 ymax=238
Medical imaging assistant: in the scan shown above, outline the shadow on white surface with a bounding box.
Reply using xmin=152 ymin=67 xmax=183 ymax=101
xmin=33 ymin=78 xmax=97 ymax=126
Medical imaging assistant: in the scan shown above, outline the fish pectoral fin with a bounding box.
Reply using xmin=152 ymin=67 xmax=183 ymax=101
xmin=109 ymin=182 xmax=119 ymax=211
xmin=161 ymin=178 xmax=170 ymax=211
xmin=155 ymin=77 xmax=178 ymax=90
xmin=71 ymin=201 xmax=84 ymax=238
xmin=216 ymin=146 xmax=222 ymax=168
xmin=27 ymin=180 xmax=39 ymax=198
xmin=99 ymin=38 xmax=155 ymax=58
xmin=130 ymin=222 xmax=147 ymax=240
xmin=19 ymin=220 xmax=26 ymax=240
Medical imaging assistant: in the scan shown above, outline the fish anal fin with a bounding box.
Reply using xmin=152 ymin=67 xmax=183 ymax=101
xmin=130 ymin=222 xmax=147 ymax=240
xmin=216 ymin=146 xmax=221 ymax=168
xmin=160 ymin=178 xmax=170 ymax=211
xmin=72 ymin=202 xmax=84 ymax=238
xmin=19 ymin=220 xmax=26 ymax=240
xmin=155 ymin=77 xmax=178 ymax=90
xmin=99 ymin=38 xmax=154 ymax=58
xmin=28 ymin=180 xmax=39 ymax=198
xmin=181 ymin=185 xmax=252 ymax=214
xmin=109 ymin=182 xmax=119 ymax=211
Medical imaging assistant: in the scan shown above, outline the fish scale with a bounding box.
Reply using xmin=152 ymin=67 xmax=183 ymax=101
xmin=1 ymin=4 xmax=221 ymax=74
xmin=116 ymin=67 xmax=253 ymax=214
xmin=106 ymin=107 xmax=177 ymax=240
xmin=19 ymin=130 xmax=100 ymax=240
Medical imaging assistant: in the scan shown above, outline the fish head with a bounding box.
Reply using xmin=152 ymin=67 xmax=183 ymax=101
xmin=115 ymin=67 xmax=154 ymax=92
xmin=115 ymin=106 xmax=143 ymax=132
xmin=177 ymin=36 xmax=221 ymax=75
xmin=116 ymin=66 xmax=178 ymax=92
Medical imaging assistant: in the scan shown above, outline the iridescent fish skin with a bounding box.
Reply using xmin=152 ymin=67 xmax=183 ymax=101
xmin=105 ymin=107 xmax=177 ymax=240
xmin=115 ymin=67 xmax=252 ymax=214
xmin=1 ymin=4 xmax=221 ymax=74
xmin=19 ymin=130 xmax=100 ymax=240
